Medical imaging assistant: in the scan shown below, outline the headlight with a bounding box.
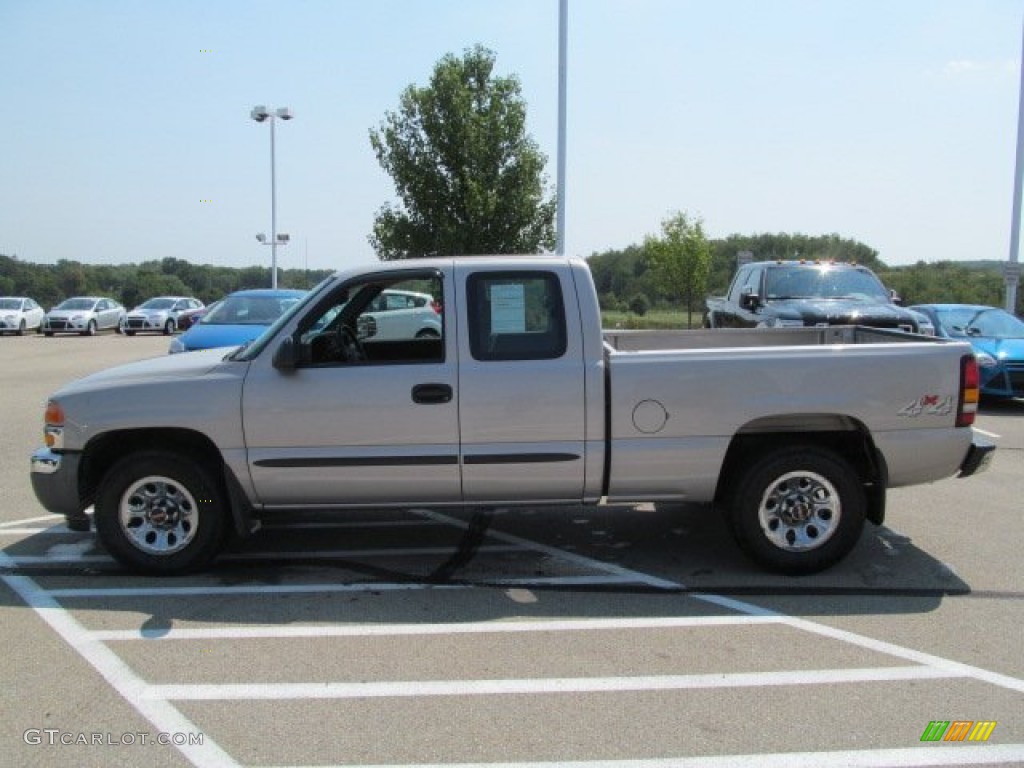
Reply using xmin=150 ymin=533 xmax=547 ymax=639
xmin=975 ymin=351 xmax=997 ymax=368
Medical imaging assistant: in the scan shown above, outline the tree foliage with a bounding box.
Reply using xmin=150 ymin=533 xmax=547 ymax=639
xmin=369 ymin=45 xmax=556 ymax=259
xmin=643 ymin=212 xmax=711 ymax=328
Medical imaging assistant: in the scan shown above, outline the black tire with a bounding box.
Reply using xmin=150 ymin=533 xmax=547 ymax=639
xmin=163 ymin=319 xmax=176 ymax=335
xmin=125 ymin=329 xmax=136 ymax=336
xmin=43 ymin=331 xmax=53 ymax=337
xmin=415 ymin=328 xmax=441 ymax=339
xmin=17 ymin=320 xmax=26 ymax=336
xmin=726 ymin=445 xmax=865 ymax=575
xmin=94 ymin=451 xmax=229 ymax=574
xmin=82 ymin=320 xmax=97 ymax=337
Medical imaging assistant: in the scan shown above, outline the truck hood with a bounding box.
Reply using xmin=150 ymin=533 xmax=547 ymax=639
xmin=767 ymin=298 xmax=916 ymax=326
xmin=53 ymin=347 xmax=239 ymax=396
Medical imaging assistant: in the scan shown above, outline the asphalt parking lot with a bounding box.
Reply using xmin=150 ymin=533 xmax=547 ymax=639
xmin=1 ymin=333 xmax=1022 ymax=767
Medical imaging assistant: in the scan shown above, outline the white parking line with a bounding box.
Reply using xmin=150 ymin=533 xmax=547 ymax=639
xmin=0 ymin=527 xmax=76 ymax=535
xmin=92 ymin=614 xmax=780 ymax=641
xmin=144 ymin=665 xmax=958 ymax=701
xmin=266 ymin=744 xmax=1024 ymax=767
xmin=0 ymin=551 xmax=238 ymax=768
xmin=49 ymin=582 xmax=468 ymax=598
xmin=2 ymin=544 xmax=523 ymax=566
xmin=696 ymin=593 xmax=1024 ymax=694
xmin=0 ymin=514 xmax=62 ymax=528
xmin=7 ymin=509 xmax=1024 ymax=768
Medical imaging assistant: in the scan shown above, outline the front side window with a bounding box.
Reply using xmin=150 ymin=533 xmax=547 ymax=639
xmin=467 ymin=272 xmax=567 ymax=361
xmin=300 ymin=273 xmax=444 ymax=366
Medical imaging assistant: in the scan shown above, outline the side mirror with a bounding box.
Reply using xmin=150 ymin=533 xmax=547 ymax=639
xmin=272 ymin=337 xmax=297 ymax=371
xmin=740 ymin=291 xmax=760 ymax=311
xmin=889 ymin=289 xmax=903 ymax=306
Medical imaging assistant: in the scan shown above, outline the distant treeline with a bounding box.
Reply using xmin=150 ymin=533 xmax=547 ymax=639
xmin=586 ymin=233 xmax=1020 ymax=315
xmin=0 ymin=254 xmax=334 ymax=309
xmin=3 ymin=235 xmax=1019 ymax=315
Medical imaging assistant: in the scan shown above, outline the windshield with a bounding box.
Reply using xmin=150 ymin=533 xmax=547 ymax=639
xmin=232 ymin=278 xmax=334 ymax=361
xmin=934 ymin=307 xmax=1024 ymax=339
xmin=202 ymin=294 xmax=301 ymax=326
xmin=139 ymin=298 xmax=176 ymax=310
xmin=0 ymin=298 xmax=22 ymax=310
xmin=55 ymin=298 xmax=96 ymax=311
xmin=765 ymin=266 xmax=890 ymax=302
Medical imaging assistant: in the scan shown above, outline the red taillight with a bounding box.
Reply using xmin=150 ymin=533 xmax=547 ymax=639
xmin=956 ymin=354 xmax=980 ymax=427
xmin=431 ymin=300 xmax=443 ymax=314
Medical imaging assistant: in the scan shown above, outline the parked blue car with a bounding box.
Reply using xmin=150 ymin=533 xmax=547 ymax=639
xmin=169 ymin=288 xmax=306 ymax=353
xmin=909 ymin=304 xmax=1024 ymax=399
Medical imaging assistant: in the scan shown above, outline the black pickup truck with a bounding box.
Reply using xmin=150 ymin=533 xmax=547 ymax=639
xmin=704 ymin=260 xmax=931 ymax=333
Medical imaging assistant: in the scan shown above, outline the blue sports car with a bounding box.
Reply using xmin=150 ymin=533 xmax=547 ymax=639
xmin=169 ymin=288 xmax=306 ymax=353
xmin=909 ymin=303 xmax=1024 ymax=399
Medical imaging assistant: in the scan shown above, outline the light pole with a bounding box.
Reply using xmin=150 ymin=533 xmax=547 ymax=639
xmin=250 ymin=105 xmax=293 ymax=288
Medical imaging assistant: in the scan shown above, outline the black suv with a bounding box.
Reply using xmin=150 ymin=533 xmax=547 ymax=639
xmin=705 ymin=261 xmax=930 ymax=333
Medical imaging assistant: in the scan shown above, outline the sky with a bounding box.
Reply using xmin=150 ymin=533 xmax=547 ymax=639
xmin=1 ymin=0 xmax=1022 ymax=274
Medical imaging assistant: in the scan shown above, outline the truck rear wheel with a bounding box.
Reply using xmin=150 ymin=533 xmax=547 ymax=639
xmin=94 ymin=451 xmax=227 ymax=574
xmin=727 ymin=446 xmax=865 ymax=575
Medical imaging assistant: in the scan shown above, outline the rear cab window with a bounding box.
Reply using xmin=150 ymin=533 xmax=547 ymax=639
xmin=466 ymin=271 xmax=567 ymax=361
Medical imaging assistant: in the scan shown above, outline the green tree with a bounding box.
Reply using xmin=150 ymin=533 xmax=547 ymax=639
xmin=644 ymin=212 xmax=712 ymax=328
xmin=369 ymin=44 xmax=556 ymax=259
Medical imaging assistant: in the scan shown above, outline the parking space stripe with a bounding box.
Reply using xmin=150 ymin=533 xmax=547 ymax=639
xmin=2 ymin=544 xmax=524 ymax=567
xmin=267 ymin=743 xmax=1024 ymax=767
xmin=49 ymin=582 xmax=468 ymax=598
xmin=0 ymin=552 xmax=238 ymax=768
xmin=144 ymin=665 xmax=958 ymax=701
xmin=696 ymin=593 xmax=1024 ymax=694
xmin=0 ymin=515 xmax=62 ymax=528
xmin=91 ymin=614 xmax=780 ymax=641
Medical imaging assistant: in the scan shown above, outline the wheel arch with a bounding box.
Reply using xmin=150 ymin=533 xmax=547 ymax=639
xmin=714 ymin=414 xmax=888 ymax=525
xmin=80 ymin=428 xmax=253 ymax=536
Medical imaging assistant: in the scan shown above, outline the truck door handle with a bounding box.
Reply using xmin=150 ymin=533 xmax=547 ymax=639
xmin=412 ymin=383 xmax=452 ymax=404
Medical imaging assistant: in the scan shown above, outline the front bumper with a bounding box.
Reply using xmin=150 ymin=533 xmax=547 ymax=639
xmin=957 ymin=438 xmax=996 ymax=478
xmin=30 ymin=448 xmax=84 ymax=519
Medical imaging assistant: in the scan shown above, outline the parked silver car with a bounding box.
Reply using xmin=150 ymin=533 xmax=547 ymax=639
xmin=41 ymin=297 xmax=126 ymax=336
xmin=124 ymin=296 xmax=204 ymax=336
xmin=0 ymin=296 xmax=45 ymax=335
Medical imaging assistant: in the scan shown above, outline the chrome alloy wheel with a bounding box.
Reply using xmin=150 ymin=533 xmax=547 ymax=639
xmin=118 ymin=475 xmax=199 ymax=555
xmin=757 ymin=470 xmax=840 ymax=551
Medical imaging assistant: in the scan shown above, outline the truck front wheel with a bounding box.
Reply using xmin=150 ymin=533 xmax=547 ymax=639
xmin=94 ymin=451 xmax=227 ymax=574
xmin=727 ymin=446 xmax=865 ymax=575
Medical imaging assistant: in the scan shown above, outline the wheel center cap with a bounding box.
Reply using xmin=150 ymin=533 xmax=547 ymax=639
xmin=784 ymin=497 xmax=812 ymax=524
xmin=149 ymin=501 xmax=177 ymax=527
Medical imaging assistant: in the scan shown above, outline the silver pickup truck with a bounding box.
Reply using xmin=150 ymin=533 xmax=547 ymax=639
xmin=30 ymin=257 xmax=994 ymax=576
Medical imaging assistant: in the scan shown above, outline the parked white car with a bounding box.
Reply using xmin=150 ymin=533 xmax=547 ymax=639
xmin=41 ymin=297 xmax=126 ymax=336
xmin=0 ymin=296 xmax=45 ymax=335
xmin=358 ymin=288 xmax=442 ymax=341
xmin=125 ymin=296 xmax=204 ymax=336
